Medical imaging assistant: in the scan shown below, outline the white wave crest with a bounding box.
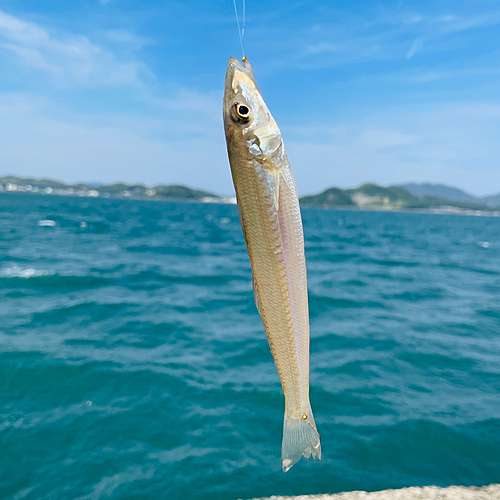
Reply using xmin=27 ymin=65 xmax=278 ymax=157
xmin=0 ymin=264 xmax=53 ymax=279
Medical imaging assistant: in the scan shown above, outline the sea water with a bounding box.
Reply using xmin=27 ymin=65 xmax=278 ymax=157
xmin=0 ymin=193 xmax=499 ymax=500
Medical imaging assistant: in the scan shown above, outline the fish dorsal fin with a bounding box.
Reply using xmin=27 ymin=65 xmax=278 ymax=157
xmin=252 ymin=273 xmax=262 ymax=315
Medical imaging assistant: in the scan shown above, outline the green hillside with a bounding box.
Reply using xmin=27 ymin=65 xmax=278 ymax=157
xmin=301 ymin=183 xmax=494 ymax=211
xmin=2 ymin=175 xmax=497 ymax=211
xmin=0 ymin=176 xmax=219 ymax=200
xmin=153 ymin=185 xmax=217 ymax=199
xmin=300 ymin=187 xmax=355 ymax=206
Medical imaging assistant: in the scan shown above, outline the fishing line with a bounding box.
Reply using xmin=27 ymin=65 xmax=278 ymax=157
xmin=232 ymin=0 xmax=246 ymax=59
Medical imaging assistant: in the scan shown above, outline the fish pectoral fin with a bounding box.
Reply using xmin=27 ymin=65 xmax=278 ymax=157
xmin=262 ymin=160 xmax=281 ymax=210
xmin=252 ymin=273 xmax=262 ymax=315
xmin=272 ymin=167 xmax=280 ymax=210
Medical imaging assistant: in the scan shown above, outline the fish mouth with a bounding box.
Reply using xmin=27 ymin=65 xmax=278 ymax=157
xmin=224 ymin=57 xmax=258 ymax=100
xmin=226 ymin=57 xmax=253 ymax=79
xmin=227 ymin=56 xmax=245 ymax=70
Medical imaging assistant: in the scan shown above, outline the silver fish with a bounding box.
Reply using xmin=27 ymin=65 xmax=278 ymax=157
xmin=223 ymin=57 xmax=321 ymax=472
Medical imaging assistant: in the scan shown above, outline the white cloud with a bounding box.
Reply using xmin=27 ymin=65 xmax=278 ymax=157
xmin=104 ymin=30 xmax=151 ymax=48
xmin=147 ymin=88 xmax=221 ymax=121
xmin=406 ymin=38 xmax=424 ymax=59
xmin=0 ymin=10 xmax=230 ymax=192
xmin=410 ymin=67 xmax=500 ymax=84
xmin=439 ymin=12 xmax=500 ymax=33
xmin=438 ymin=15 xmax=456 ymax=23
xmin=285 ymin=102 xmax=500 ymax=197
xmin=0 ymin=42 xmax=63 ymax=74
xmin=0 ymin=5 xmax=498 ymax=200
xmin=358 ymin=130 xmax=418 ymax=149
xmin=267 ymin=5 xmax=500 ymax=71
xmin=410 ymin=71 xmax=452 ymax=83
xmin=305 ymin=42 xmax=339 ymax=55
xmin=0 ymin=9 xmax=144 ymax=85
xmin=0 ymin=95 xmax=499 ymax=198
xmin=0 ymin=92 xmax=231 ymax=193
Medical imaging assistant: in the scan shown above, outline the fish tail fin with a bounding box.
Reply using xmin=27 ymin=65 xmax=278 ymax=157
xmin=281 ymin=405 xmax=321 ymax=472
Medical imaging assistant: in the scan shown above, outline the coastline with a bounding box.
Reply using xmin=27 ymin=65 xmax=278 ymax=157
xmin=1 ymin=190 xmax=499 ymax=217
xmin=2 ymin=177 xmax=499 ymax=216
xmin=244 ymin=484 xmax=500 ymax=500
xmin=301 ymin=203 xmax=500 ymax=218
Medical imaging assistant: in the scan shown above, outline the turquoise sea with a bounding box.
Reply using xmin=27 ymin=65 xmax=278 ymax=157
xmin=1 ymin=193 xmax=499 ymax=500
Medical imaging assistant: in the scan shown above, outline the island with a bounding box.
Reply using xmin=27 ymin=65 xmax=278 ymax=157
xmin=300 ymin=183 xmax=499 ymax=213
xmin=0 ymin=176 xmax=228 ymax=203
xmin=1 ymin=176 xmax=499 ymax=215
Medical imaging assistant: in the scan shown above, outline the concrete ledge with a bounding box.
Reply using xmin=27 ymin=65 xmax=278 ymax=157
xmin=244 ymin=484 xmax=500 ymax=500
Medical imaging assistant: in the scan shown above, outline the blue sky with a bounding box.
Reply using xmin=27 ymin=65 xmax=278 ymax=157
xmin=0 ymin=0 xmax=499 ymax=196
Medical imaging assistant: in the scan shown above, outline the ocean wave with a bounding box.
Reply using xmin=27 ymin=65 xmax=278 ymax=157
xmin=0 ymin=264 xmax=53 ymax=279
xmin=2 ymin=197 xmax=500 ymax=499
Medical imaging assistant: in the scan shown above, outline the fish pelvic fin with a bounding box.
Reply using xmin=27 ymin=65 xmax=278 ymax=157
xmin=252 ymin=273 xmax=262 ymax=315
xmin=281 ymin=405 xmax=321 ymax=472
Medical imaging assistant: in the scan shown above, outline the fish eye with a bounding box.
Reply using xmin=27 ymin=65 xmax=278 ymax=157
xmin=236 ymin=104 xmax=249 ymax=117
xmin=232 ymin=102 xmax=252 ymax=124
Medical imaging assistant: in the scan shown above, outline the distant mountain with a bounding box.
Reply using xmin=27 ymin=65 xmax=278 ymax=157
xmin=0 ymin=176 xmax=220 ymax=201
xmin=397 ymin=183 xmax=478 ymax=202
xmin=480 ymin=193 xmax=500 ymax=207
xmin=301 ymin=183 xmax=493 ymax=211
xmin=2 ymin=175 xmax=499 ymax=211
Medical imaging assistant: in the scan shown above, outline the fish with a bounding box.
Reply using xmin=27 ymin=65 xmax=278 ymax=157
xmin=223 ymin=57 xmax=321 ymax=472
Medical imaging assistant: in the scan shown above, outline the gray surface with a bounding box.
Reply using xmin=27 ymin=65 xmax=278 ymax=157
xmin=245 ymin=484 xmax=500 ymax=500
